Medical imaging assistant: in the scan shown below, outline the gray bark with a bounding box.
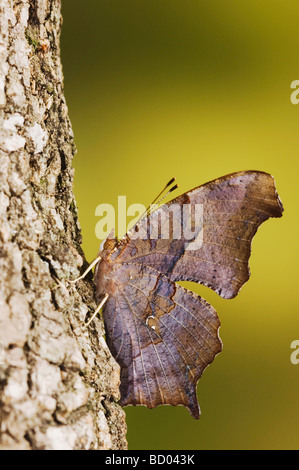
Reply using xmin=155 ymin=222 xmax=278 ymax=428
xmin=0 ymin=0 xmax=127 ymax=450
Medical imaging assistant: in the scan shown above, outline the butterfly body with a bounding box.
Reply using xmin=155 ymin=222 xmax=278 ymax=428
xmin=94 ymin=171 xmax=283 ymax=418
xmin=94 ymin=237 xmax=119 ymax=298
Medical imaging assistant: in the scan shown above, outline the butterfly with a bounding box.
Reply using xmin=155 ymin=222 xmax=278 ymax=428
xmin=75 ymin=171 xmax=283 ymax=418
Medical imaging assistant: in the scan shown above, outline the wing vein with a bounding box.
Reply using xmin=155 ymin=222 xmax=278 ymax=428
xmin=120 ymin=290 xmax=154 ymax=407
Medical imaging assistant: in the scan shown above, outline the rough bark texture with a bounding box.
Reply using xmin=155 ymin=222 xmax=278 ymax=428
xmin=0 ymin=0 xmax=127 ymax=450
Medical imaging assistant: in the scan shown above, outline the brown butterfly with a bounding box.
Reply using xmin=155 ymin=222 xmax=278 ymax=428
xmin=74 ymin=171 xmax=283 ymax=418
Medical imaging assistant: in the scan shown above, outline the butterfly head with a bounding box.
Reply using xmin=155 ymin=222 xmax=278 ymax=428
xmin=98 ymin=229 xmax=118 ymax=259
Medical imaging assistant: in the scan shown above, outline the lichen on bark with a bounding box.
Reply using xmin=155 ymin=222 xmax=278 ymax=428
xmin=0 ymin=0 xmax=127 ymax=450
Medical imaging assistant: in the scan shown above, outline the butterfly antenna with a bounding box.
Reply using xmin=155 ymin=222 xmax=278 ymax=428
xmin=147 ymin=177 xmax=176 ymax=209
xmin=148 ymin=182 xmax=179 ymax=215
xmin=131 ymin=178 xmax=178 ymax=231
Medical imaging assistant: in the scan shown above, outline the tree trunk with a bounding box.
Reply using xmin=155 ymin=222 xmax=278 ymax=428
xmin=0 ymin=0 xmax=127 ymax=450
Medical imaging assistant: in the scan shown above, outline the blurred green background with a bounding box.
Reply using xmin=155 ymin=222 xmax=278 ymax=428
xmin=61 ymin=0 xmax=299 ymax=449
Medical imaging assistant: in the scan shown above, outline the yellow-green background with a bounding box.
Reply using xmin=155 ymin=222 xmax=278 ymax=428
xmin=61 ymin=0 xmax=299 ymax=449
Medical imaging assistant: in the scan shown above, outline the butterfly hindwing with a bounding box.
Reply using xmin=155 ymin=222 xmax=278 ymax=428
xmin=102 ymin=263 xmax=222 ymax=418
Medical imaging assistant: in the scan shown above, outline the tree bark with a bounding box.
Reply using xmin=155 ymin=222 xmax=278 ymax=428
xmin=0 ymin=0 xmax=127 ymax=450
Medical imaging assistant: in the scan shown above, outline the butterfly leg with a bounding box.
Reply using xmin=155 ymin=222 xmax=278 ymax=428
xmin=69 ymin=255 xmax=102 ymax=284
xmin=83 ymin=293 xmax=109 ymax=328
xmin=52 ymin=276 xmax=68 ymax=291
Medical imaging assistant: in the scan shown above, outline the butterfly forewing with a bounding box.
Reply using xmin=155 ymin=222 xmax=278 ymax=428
xmin=117 ymin=171 xmax=283 ymax=299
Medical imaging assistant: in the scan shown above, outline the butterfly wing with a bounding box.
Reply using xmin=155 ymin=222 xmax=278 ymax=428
xmin=115 ymin=171 xmax=283 ymax=299
xmin=97 ymin=170 xmax=282 ymax=417
xmin=102 ymin=263 xmax=222 ymax=418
